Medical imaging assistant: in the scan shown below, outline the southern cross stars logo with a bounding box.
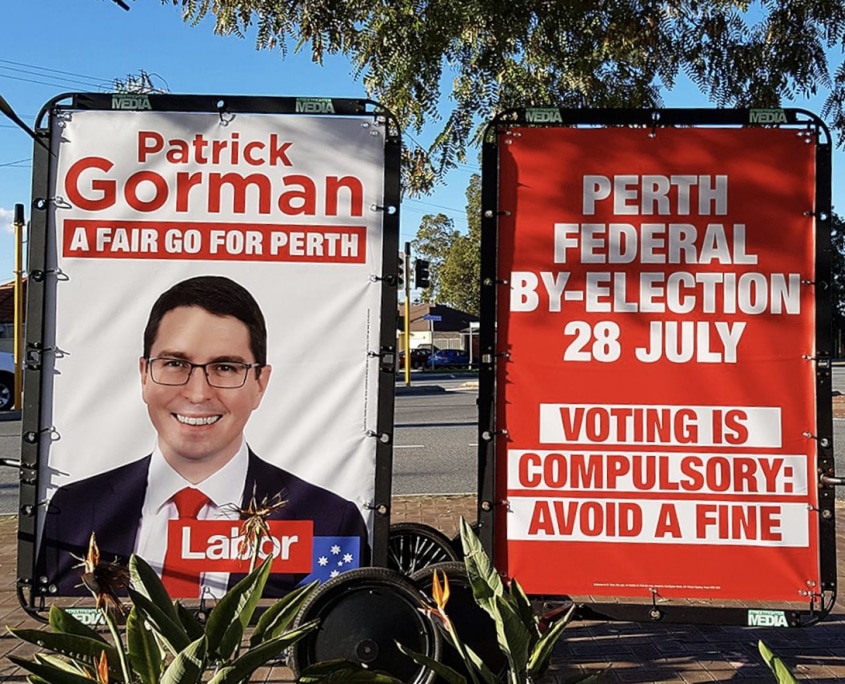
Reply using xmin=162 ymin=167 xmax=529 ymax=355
xmin=299 ymin=536 xmax=360 ymax=584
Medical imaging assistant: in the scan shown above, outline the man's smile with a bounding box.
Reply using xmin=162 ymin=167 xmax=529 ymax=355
xmin=175 ymin=413 xmax=222 ymax=426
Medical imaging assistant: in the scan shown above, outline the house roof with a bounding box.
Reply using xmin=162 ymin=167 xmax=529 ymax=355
xmin=398 ymin=302 xmax=478 ymax=332
xmin=0 ymin=279 xmax=26 ymax=325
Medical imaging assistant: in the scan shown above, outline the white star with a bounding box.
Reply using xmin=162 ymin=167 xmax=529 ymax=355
xmin=317 ymin=556 xmax=328 ymax=567
xmin=337 ymin=560 xmax=344 ymax=567
xmin=330 ymin=569 xmax=340 ymax=578
xmin=331 ymin=545 xmax=341 ymax=555
xmin=343 ymin=553 xmax=354 ymax=564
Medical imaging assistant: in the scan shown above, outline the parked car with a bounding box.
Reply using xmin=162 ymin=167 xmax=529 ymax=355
xmin=430 ymin=349 xmax=471 ymax=368
xmin=0 ymin=352 xmax=14 ymax=411
xmin=398 ymin=347 xmax=432 ymax=369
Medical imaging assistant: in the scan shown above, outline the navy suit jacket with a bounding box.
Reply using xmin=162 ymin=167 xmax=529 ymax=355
xmin=36 ymin=450 xmax=371 ymax=598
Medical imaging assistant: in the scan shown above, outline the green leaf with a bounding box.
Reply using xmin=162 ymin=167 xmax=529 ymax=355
xmin=128 ymin=587 xmax=191 ymax=656
xmin=8 ymin=654 xmax=100 ymax=684
xmin=32 ymin=653 xmax=90 ymax=676
xmin=459 ymin=517 xmax=503 ymax=607
xmin=47 ymin=605 xmax=108 ymax=644
xmin=130 ymin=555 xmax=181 ymax=626
xmin=175 ymin=602 xmax=205 ymax=642
xmin=487 ymin=595 xmax=533 ymax=674
xmin=127 ymin=604 xmax=163 ymax=684
xmin=396 ymin=643 xmax=466 ymax=684
xmin=208 ymin=620 xmax=319 ymax=684
xmin=161 ymin=636 xmax=207 ymax=684
xmin=205 ymin=554 xmax=272 ymax=660
xmin=298 ymin=658 xmax=404 ymax=683
xmin=8 ymin=628 xmax=122 ymax=674
xmin=527 ymin=605 xmax=574 ymax=679
xmin=453 ymin=641 xmax=500 ymax=684
xmin=250 ymin=579 xmax=318 ymax=647
xmin=758 ymin=640 xmax=799 ymax=684
xmin=509 ymin=578 xmax=538 ymax=639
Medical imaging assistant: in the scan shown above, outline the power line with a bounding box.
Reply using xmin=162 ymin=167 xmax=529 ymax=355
xmin=0 ymin=59 xmax=110 ymax=84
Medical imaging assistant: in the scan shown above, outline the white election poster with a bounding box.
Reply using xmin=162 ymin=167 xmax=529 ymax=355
xmin=34 ymin=107 xmax=387 ymax=598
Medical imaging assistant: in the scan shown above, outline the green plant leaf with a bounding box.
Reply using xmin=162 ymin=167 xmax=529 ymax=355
xmin=127 ymin=604 xmax=163 ymax=684
xmin=8 ymin=627 xmax=123 ymax=675
xmin=161 ymin=636 xmax=207 ymax=684
xmin=47 ymin=605 xmax=109 ymax=644
xmin=396 ymin=642 xmax=467 ymax=684
xmin=8 ymin=654 xmax=100 ymax=684
xmin=33 ymin=653 xmax=91 ymax=676
xmin=128 ymin=587 xmax=191 ymax=656
xmin=509 ymin=578 xmax=538 ymax=638
xmin=130 ymin=555 xmax=181 ymax=626
xmin=250 ymin=579 xmax=319 ymax=647
xmin=459 ymin=517 xmax=503 ymax=605
xmin=205 ymin=554 xmax=272 ymax=660
xmin=487 ymin=595 xmax=533 ymax=674
xmin=758 ymin=640 xmax=799 ymax=684
xmin=454 ymin=641 xmax=500 ymax=684
xmin=298 ymin=658 xmax=405 ymax=682
xmin=207 ymin=620 xmax=319 ymax=684
xmin=175 ymin=602 xmax=205 ymax=642
xmin=527 ymin=605 xmax=574 ymax=679
xmin=425 ymin=611 xmax=498 ymax=684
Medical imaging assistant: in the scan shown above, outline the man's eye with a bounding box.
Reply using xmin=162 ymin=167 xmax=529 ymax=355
xmin=162 ymin=359 xmax=189 ymax=369
xmin=210 ymin=363 xmax=239 ymax=374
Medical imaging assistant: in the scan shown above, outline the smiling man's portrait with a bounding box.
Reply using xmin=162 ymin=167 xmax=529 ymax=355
xmin=36 ymin=275 xmax=370 ymax=599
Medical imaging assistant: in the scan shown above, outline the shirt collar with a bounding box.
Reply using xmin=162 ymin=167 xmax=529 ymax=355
xmin=145 ymin=441 xmax=250 ymax=514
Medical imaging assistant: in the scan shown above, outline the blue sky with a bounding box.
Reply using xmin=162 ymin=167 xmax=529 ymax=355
xmin=0 ymin=1 xmax=841 ymax=284
xmin=0 ymin=0 xmax=478 ymax=283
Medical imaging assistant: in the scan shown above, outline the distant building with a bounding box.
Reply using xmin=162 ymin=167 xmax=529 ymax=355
xmin=397 ymin=302 xmax=479 ymax=356
xmin=0 ymin=279 xmax=25 ymax=354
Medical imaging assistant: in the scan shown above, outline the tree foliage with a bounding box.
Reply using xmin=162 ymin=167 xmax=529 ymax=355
xmin=411 ymin=212 xmax=460 ymax=303
xmin=438 ymin=174 xmax=481 ymax=316
xmin=413 ymin=175 xmax=481 ymax=315
xmin=164 ymin=0 xmax=845 ymax=193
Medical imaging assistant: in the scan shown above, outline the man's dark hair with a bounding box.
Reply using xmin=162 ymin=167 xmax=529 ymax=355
xmin=143 ymin=275 xmax=267 ymax=367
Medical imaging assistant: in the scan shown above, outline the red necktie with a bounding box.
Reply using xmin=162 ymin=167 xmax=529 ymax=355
xmin=161 ymin=487 xmax=209 ymax=599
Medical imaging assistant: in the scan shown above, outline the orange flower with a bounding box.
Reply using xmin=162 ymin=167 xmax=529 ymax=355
xmin=432 ymin=569 xmax=451 ymax=613
xmin=94 ymin=650 xmax=109 ymax=683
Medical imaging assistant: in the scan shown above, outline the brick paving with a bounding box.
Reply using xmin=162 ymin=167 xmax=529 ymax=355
xmin=1 ymin=497 xmax=844 ymax=682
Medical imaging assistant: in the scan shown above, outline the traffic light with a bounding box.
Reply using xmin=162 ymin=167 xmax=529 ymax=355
xmin=397 ymin=252 xmax=404 ymax=287
xmin=414 ymin=259 xmax=430 ymax=288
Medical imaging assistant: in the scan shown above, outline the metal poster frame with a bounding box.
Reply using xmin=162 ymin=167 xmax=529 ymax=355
xmin=478 ymin=108 xmax=836 ymax=627
xmin=17 ymin=94 xmax=401 ymax=615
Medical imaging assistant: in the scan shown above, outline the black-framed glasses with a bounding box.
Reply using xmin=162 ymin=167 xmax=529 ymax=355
xmin=146 ymin=357 xmax=262 ymax=389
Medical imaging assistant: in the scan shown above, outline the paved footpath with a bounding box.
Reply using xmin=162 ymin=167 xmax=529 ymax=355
xmin=1 ymin=496 xmax=844 ymax=683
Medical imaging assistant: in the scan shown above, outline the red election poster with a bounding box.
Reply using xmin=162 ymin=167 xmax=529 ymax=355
xmin=496 ymin=126 xmax=820 ymax=602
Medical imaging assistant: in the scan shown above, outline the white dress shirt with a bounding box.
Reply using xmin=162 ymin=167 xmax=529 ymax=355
xmin=135 ymin=440 xmax=249 ymax=599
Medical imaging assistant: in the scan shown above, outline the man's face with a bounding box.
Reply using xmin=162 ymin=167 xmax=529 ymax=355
xmin=140 ymin=306 xmax=270 ymax=476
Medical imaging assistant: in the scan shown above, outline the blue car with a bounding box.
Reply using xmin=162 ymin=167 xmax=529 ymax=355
xmin=430 ymin=349 xmax=470 ymax=368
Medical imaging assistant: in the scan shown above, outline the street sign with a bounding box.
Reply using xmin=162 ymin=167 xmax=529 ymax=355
xmin=422 ymin=314 xmax=442 ymax=321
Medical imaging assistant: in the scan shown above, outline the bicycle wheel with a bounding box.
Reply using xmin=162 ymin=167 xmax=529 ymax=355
xmin=289 ymin=567 xmax=440 ymax=684
xmin=388 ymin=522 xmax=460 ymax=576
